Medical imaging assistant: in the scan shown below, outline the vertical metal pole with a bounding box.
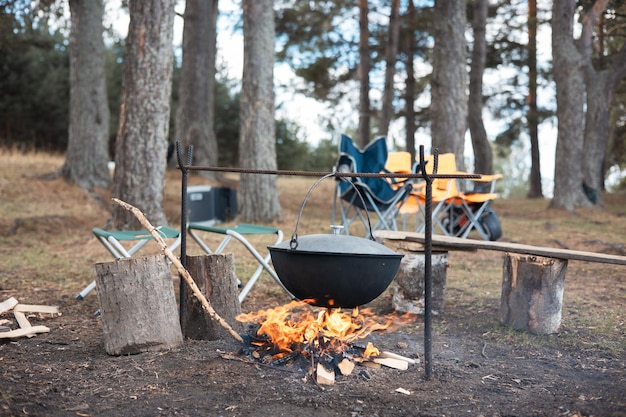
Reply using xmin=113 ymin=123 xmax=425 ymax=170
xmin=419 ymin=145 xmax=436 ymax=381
xmin=176 ymin=141 xmax=193 ymax=325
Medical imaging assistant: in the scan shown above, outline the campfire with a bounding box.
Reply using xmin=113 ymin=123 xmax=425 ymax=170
xmin=235 ymin=300 xmax=417 ymax=385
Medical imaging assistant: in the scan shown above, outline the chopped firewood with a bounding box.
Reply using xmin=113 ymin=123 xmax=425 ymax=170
xmin=13 ymin=311 xmax=38 ymax=338
xmin=13 ymin=304 xmax=60 ymax=315
xmin=13 ymin=311 xmax=30 ymax=329
xmin=337 ymin=358 xmax=355 ymax=376
xmin=379 ymin=351 xmax=417 ymax=365
xmin=373 ymin=357 xmax=409 ymax=370
xmin=0 ymin=297 xmax=18 ymax=314
xmin=0 ymin=319 xmax=12 ymax=326
xmin=361 ymin=360 xmax=381 ymax=369
xmin=316 ymin=363 xmax=335 ymax=385
xmin=0 ymin=325 xmax=50 ymax=339
xmin=395 ymin=387 xmax=411 ymax=395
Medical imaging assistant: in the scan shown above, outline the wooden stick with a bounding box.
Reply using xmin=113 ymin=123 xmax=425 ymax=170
xmin=373 ymin=357 xmax=409 ymax=370
xmin=112 ymin=198 xmax=243 ymax=343
xmin=0 ymin=297 xmax=18 ymax=314
xmin=13 ymin=304 xmax=60 ymax=314
xmin=379 ymin=350 xmax=417 ymax=365
xmin=0 ymin=325 xmax=50 ymax=339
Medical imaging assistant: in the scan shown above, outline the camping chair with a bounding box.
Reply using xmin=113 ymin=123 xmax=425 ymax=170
xmin=186 ymin=222 xmax=294 ymax=303
xmin=411 ymin=153 xmax=503 ymax=240
xmin=385 ymin=151 xmax=422 ymax=231
xmin=446 ymin=173 xmax=503 ymax=240
xmin=332 ymin=134 xmax=413 ymax=235
xmin=77 ymin=225 xmax=181 ymax=300
xmin=409 ymin=153 xmax=464 ymax=235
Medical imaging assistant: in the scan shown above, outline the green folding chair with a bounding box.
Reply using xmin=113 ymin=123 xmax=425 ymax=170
xmin=187 ymin=222 xmax=293 ymax=303
xmin=77 ymin=225 xmax=181 ymax=300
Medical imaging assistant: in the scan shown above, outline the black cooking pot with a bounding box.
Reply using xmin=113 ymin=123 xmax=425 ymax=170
xmin=268 ymin=174 xmax=403 ymax=308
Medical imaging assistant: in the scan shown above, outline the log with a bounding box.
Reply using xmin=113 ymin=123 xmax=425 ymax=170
xmin=392 ymin=251 xmax=448 ymax=315
xmin=94 ymin=255 xmax=184 ymax=355
xmin=112 ymin=198 xmax=243 ymax=343
xmin=500 ymin=253 xmax=567 ymax=334
xmin=183 ymin=254 xmax=242 ymax=340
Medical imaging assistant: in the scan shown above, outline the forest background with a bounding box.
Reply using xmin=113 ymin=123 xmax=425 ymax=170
xmin=0 ymin=0 xmax=625 ymax=224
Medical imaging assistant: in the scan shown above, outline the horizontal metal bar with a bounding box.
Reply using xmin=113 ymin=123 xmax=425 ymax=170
xmin=179 ymin=165 xmax=481 ymax=179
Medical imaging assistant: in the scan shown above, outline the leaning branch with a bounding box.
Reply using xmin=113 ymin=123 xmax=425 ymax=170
xmin=112 ymin=198 xmax=243 ymax=343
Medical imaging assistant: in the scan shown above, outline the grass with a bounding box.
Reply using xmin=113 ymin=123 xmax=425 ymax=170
xmin=0 ymin=149 xmax=624 ymax=355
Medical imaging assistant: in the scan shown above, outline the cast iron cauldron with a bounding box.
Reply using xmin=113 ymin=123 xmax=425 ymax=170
xmin=268 ymin=174 xmax=403 ymax=308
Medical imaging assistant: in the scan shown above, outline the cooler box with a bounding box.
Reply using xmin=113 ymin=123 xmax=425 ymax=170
xmin=187 ymin=186 xmax=238 ymax=223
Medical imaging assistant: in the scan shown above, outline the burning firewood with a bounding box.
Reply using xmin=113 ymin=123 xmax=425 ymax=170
xmin=234 ymin=300 xmax=417 ymax=385
xmin=337 ymin=358 xmax=355 ymax=376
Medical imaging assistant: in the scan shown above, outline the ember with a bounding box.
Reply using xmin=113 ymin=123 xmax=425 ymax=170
xmin=236 ymin=301 xmax=417 ymax=385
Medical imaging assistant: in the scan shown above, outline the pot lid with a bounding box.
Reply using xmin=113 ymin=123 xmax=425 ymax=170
xmin=271 ymin=234 xmax=400 ymax=256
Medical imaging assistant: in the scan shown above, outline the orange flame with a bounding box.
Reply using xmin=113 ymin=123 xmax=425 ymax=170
xmin=236 ymin=300 xmax=403 ymax=357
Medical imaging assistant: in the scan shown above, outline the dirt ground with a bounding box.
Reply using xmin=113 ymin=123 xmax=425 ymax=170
xmin=0 ymin=152 xmax=625 ymax=417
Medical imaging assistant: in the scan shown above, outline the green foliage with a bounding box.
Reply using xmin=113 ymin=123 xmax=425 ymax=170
xmin=0 ymin=8 xmax=69 ymax=151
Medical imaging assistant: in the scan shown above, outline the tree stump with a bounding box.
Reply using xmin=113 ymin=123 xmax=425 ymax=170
xmin=182 ymin=254 xmax=242 ymax=340
xmin=94 ymin=255 xmax=183 ymax=355
xmin=392 ymin=251 xmax=448 ymax=315
xmin=500 ymin=253 xmax=567 ymax=334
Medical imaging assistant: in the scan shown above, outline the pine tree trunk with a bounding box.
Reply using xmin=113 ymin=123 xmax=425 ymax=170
xmin=550 ymin=0 xmax=592 ymax=211
xmin=62 ymin=0 xmax=111 ymax=190
xmin=378 ymin=0 xmax=399 ymax=138
xmin=431 ymin=0 xmax=467 ymax=170
xmin=110 ymin=0 xmax=176 ymax=229
xmin=527 ymin=0 xmax=543 ymax=198
xmin=468 ymin=0 xmax=492 ymax=175
xmin=403 ymin=0 xmax=417 ymax=162
xmin=239 ymin=0 xmax=282 ymax=223
xmin=357 ymin=0 xmax=371 ymax=148
xmin=175 ymin=0 xmax=219 ymax=176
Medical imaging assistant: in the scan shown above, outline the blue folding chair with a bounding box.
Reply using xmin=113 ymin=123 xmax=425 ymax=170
xmin=332 ymin=134 xmax=413 ymax=236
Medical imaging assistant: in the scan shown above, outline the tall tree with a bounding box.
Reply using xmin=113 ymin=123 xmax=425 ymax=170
xmin=526 ymin=0 xmax=542 ymax=198
xmin=357 ymin=0 xmax=370 ymax=148
xmin=109 ymin=0 xmax=176 ymax=229
xmin=238 ymin=0 xmax=282 ymax=222
xmin=60 ymin=0 xmax=111 ymax=190
xmin=580 ymin=0 xmax=626 ymax=204
xmin=378 ymin=0 xmax=400 ymax=138
xmin=550 ymin=0 xmax=592 ymax=211
xmin=431 ymin=0 xmax=467 ymax=168
xmin=468 ymin=0 xmax=492 ymax=175
xmin=403 ymin=0 xmax=417 ymax=162
xmin=175 ymin=0 xmax=219 ymax=175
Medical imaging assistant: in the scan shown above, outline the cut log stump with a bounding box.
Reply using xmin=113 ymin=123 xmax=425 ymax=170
xmin=182 ymin=254 xmax=242 ymax=340
xmin=94 ymin=255 xmax=183 ymax=355
xmin=500 ymin=253 xmax=567 ymax=334
xmin=392 ymin=251 xmax=448 ymax=315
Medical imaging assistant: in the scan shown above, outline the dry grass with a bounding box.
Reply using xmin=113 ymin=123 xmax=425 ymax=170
xmin=0 ymin=150 xmax=624 ymax=352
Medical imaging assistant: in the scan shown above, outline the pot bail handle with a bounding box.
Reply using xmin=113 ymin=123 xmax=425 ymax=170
xmin=290 ymin=173 xmax=375 ymax=247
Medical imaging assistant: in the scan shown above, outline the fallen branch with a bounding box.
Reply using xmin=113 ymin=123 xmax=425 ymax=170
xmin=112 ymin=198 xmax=243 ymax=343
